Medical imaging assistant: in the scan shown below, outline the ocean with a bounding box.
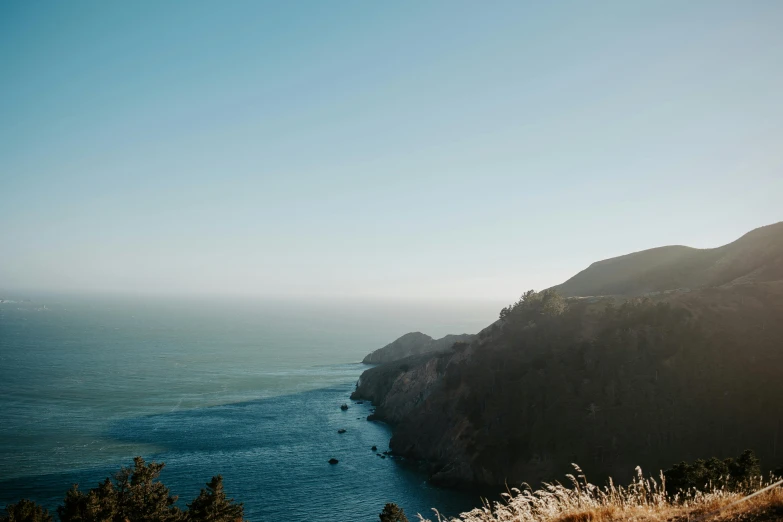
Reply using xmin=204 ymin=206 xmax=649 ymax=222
xmin=0 ymin=293 xmax=503 ymax=520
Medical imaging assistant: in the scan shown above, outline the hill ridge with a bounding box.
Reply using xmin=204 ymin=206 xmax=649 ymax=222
xmin=554 ymin=221 xmax=783 ymax=297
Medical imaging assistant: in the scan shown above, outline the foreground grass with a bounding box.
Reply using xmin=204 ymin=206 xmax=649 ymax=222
xmin=419 ymin=466 xmax=783 ymax=522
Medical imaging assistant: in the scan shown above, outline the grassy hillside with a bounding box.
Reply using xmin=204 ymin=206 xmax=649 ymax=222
xmin=419 ymin=465 xmax=783 ymax=522
xmin=554 ymin=222 xmax=783 ymax=297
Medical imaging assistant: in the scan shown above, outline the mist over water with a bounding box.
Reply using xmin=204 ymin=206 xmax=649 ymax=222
xmin=0 ymin=294 xmax=502 ymax=520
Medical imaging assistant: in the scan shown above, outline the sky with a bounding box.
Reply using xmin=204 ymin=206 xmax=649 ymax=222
xmin=1 ymin=1 xmax=782 ymax=302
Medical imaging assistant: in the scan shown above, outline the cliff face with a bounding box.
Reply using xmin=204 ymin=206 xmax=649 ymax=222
xmin=361 ymin=332 xmax=476 ymax=364
xmin=352 ymin=351 xmax=454 ymax=423
xmin=352 ymin=223 xmax=783 ymax=489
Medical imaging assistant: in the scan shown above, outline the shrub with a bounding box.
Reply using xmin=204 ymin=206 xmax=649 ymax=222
xmin=186 ymin=475 xmax=244 ymax=522
xmin=379 ymin=502 xmax=409 ymax=522
xmin=663 ymin=449 xmax=761 ymax=494
xmin=58 ymin=457 xmax=181 ymax=522
xmin=0 ymin=458 xmax=246 ymax=522
xmin=0 ymin=499 xmax=53 ymax=522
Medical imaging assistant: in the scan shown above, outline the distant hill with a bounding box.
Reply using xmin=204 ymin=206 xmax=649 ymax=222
xmin=554 ymin=221 xmax=783 ymax=297
xmin=361 ymin=332 xmax=476 ymax=364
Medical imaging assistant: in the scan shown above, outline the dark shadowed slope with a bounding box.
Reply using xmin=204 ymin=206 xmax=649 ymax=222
xmin=554 ymin=221 xmax=783 ymax=297
xmin=352 ymin=221 xmax=783 ymax=490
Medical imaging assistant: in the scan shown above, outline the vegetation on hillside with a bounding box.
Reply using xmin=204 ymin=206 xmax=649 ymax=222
xmin=663 ymin=449 xmax=761 ymax=494
xmin=1 ymin=458 xmax=245 ymax=522
xmin=420 ymin=459 xmax=782 ymax=522
xmin=499 ymin=288 xmax=567 ymax=321
xmin=375 ymin=284 xmax=783 ymax=487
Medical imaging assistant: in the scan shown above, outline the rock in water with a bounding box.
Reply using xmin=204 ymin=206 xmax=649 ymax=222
xmin=340 ymin=403 xmax=349 ymax=410
xmin=337 ymin=428 xmax=346 ymax=434
xmin=371 ymin=445 xmax=377 ymax=451
xmin=328 ymin=458 xmax=339 ymax=464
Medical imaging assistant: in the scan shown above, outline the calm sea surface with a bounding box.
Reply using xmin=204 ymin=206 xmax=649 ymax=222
xmin=0 ymin=294 xmax=502 ymax=520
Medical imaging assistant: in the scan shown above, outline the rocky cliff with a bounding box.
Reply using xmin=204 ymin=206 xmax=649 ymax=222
xmin=351 ymin=223 xmax=783 ymax=489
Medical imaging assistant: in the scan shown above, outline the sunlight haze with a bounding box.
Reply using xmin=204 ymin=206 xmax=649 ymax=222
xmin=2 ymin=1 xmax=782 ymax=300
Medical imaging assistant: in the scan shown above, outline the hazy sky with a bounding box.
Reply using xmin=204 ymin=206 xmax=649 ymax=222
xmin=2 ymin=1 xmax=782 ymax=301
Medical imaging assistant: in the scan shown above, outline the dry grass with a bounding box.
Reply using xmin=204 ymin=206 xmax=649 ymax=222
xmin=419 ymin=466 xmax=783 ymax=522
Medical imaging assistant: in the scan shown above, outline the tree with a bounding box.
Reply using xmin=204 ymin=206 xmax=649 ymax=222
xmin=664 ymin=450 xmax=762 ymax=494
xmin=379 ymin=503 xmax=409 ymax=522
xmin=57 ymin=484 xmax=89 ymax=522
xmin=520 ymin=289 xmax=536 ymax=304
xmin=1 ymin=500 xmax=53 ymax=522
xmin=186 ymin=476 xmax=245 ymax=522
xmin=502 ymin=289 xmax=568 ymax=321
xmin=540 ymin=289 xmax=566 ymax=316
xmin=58 ymin=457 xmax=182 ymax=522
xmin=11 ymin=459 xmax=247 ymax=522
xmin=729 ymin=449 xmax=760 ymax=487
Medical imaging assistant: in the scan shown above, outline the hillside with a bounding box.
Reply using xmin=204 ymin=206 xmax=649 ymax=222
xmin=554 ymin=221 xmax=783 ymax=297
xmin=352 ymin=222 xmax=783 ymax=490
xmin=361 ymin=332 xmax=476 ymax=364
xmin=418 ymin=462 xmax=783 ymax=522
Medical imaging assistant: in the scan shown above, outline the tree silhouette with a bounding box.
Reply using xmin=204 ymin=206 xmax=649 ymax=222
xmin=1 ymin=499 xmax=53 ymax=522
xmin=186 ymin=475 xmax=245 ymax=522
xmin=8 ymin=459 xmax=247 ymax=522
xmin=664 ymin=449 xmax=762 ymax=494
xmin=379 ymin=502 xmax=409 ymax=522
xmin=58 ymin=457 xmax=181 ymax=522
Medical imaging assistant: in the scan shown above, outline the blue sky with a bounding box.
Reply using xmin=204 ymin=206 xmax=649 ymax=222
xmin=1 ymin=1 xmax=782 ymax=300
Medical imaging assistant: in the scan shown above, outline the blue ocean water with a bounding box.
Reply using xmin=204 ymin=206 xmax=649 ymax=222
xmin=0 ymin=294 xmax=502 ymax=520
